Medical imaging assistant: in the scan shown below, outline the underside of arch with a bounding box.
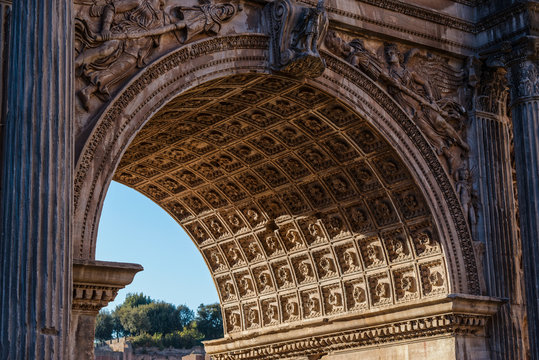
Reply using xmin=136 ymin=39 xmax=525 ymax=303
xmin=112 ymin=74 xmax=451 ymax=335
xmin=72 ymin=36 xmax=492 ymax=358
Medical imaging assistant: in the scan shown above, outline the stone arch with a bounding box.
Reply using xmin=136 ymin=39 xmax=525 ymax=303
xmin=73 ymin=35 xmax=484 ymax=354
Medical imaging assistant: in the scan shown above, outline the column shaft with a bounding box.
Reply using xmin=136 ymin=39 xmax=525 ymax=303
xmin=469 ymin=111 xmax=526 ymax=359
xmin=0 ymin=0 xmax=73 ymax=358
xmin=0 ymin=2 xmax=11 ymax=180
xmin=511 ymin=98 xmax=539 ymax=359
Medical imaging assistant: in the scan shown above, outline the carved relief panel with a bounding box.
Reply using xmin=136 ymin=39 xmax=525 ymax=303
xmin=74 ymin=0 xmax=241 ymax=114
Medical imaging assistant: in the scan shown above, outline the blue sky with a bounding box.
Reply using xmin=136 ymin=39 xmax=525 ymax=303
xmin=96 ymin=181 xmax=219 ymax=311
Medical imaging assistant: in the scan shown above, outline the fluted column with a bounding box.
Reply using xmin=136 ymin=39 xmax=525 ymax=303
xmin=509 ymin=55 xmax=539 ymax=360
xmin=468 ymin=65 xmax=527 ymax=359
xmin=0 ymin=0 xmax=73 ymax=359
xmin=0 ymin=1 xmax=11 ymax=182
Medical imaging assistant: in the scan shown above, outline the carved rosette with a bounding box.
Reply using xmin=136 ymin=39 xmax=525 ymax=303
xmin=267 ymin=0 xmax=328 ymax=78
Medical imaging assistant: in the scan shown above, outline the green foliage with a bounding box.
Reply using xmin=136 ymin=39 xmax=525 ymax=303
xmin=95 ymin=310 xmax=114 ymax=342
xmin=94 ymin=293 xmax=221 ymax=349
xmin=177 ymin=304 xmax=195 ymax=328
xmin=193 ymin=303 xmax=223 ymax=340
xmin=116 ymin=304 xmax=152 ymax=335
xmin=123 ymin=293 xmax=153 ymax=308
xmin=130 ymin=326 xmax=204 ymax=350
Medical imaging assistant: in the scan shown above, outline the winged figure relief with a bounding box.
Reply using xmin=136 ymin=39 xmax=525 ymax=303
xmin=380 ymin=44 xmax=469 ymax=175
xmin=325 ymin=32 xmax=469 ymax=175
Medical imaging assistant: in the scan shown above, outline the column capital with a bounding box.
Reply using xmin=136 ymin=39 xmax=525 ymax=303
xmin=72 ymin=259 xmax=143 ymax=314
xmin=469 ymin=58 xmax=509 ymax=118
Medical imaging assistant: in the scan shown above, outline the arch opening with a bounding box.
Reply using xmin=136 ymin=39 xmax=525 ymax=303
xmin=110 ymin=73 xmax=450 ymax=335
xmin=72 ymin=37 xmax=493 ymax=358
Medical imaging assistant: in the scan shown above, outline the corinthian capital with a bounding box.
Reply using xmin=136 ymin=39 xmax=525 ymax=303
xmin=474 ymin=63 xmax=509 ymax=116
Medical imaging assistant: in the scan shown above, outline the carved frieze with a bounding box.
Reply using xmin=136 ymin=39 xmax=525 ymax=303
xmin=325 ymin=32 xmax=469 ymax=176
xmin=75 ymin=0 xmax=241 ymax=111
xmin=208 ymin=301 xmax=500 ymax=360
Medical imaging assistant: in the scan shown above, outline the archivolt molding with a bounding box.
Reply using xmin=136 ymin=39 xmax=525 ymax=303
xmin=74 ymin=34 xmax=270 ymax=211
xmin=74 ymin=34 xmax=479 ymax=339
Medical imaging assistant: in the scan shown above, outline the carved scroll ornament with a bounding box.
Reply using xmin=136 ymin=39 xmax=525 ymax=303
xmin=267 ymin=0 xmax=328 ymax=78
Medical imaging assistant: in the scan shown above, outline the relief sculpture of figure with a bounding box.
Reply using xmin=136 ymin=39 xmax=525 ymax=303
xmin=324 ymin=31 xmax=382 ymax=80
xmin=381 ymin=44 xmax=469 ymax=174
xmin=288 ymin=0 xmax=325 ymax=58
xmin=454 ymin=163 xmax=478 ymax=226
xmin=75 ymin=0 xmax=240 ymax=110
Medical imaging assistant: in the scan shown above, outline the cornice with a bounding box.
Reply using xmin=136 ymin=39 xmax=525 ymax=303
xmin=211 ymin=315 xmax=483 ymax=360
xmin=205 ymin=295 xmax=502 ymax=360
xmin=452 ymin=0 xmax=480 ymax=6
xmin=355 ymin=0 xmax=475 ymax=33
xmin=291 ymin=0 xmax=535 ymax=57
xmin=297 ymin=0 xmax=476 ymax=34
xmin=302 ymin=0 xmax=533 ymax=40
xmin=475 ymin=2 xmax=529 ymax=33
xmin=72 ymin=259 xmax=143 ymax=314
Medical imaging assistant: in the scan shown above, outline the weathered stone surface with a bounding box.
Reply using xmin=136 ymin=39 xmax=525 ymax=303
xmin=69 ymin=260 xmax=143 ymax=360
xmin=508 ymin=53 xmax=539 ymax=360
xmin=0 ymin=0 xmax=73 ymax=359
xmin=204 ymin=294 xmax=502 ymax=359
xmin=2 ymin=0 xmax=539 ymax=359
xmin=466 ymin=59 xmax=528 ymax=359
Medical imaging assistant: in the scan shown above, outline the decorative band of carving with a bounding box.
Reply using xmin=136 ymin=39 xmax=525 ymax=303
xmin=72 ymin=284 xmax=120 ymax=313
xmin=208 ymin=312 xmax=493 ymax=360
xmin=205 ymin=295 xmax=501 ymax=360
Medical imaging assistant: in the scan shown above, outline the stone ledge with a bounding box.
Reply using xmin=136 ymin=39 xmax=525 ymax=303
xmin=204 ymin=294 xmax=502 ymax=360
xmin=72 ymin=259 xmax=143 ymax=314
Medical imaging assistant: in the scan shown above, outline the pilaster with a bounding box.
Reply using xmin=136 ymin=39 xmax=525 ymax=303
xmin=0 ymin=0 xmax=73 ymax=359
xmin=467 ymin=61 xmax=527 ymax=359
xmin=70 ymin=259 xmax=142 ymax=360
xmin=507 ymin=35 xmax=539 ymax=360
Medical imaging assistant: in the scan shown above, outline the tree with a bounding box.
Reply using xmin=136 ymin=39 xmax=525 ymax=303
xmin=95 ymin=310 xmax=114 ymax=342
xmin=116 ymin=304 xmax=151 ymax=336
xmin=146 ymin=301 xmax=183 ymax=335
xmin=194 ymin=303 xmax=223 ymax=340
xmin=113 ymin=292 xmax=154 ymax=336
xmin=177 ymin=304 xmax=195 ymax=329
xmin=122 ymin=292 xmax=153 ymax=308
xmin=95 ymin=294 xmax=224 ymax=349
